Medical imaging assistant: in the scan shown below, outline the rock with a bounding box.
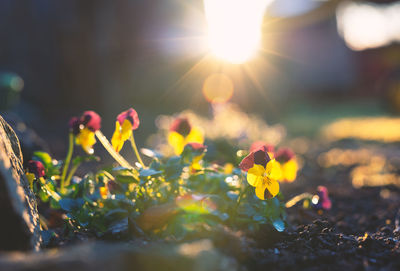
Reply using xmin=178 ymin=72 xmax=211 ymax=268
xmin=0 ymin=115 xmax=41 ymax=251
xmin=1 ymin=112 xmax=50 ymax=164
xmin=0 ymin=240 xmax=240 ymax=271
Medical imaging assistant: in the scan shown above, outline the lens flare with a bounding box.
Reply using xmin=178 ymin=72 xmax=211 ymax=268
xmin=202 ymin=73 xmax=234 ymax=104
xmin=203 ymin=0 xmax=274 ymax=64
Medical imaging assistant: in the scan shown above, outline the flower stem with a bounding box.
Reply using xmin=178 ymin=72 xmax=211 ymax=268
xmin=235 ymin=185 xmax=251 ymax=211
xmin=285 ymin=193 xmax=313 ymax=208
xmin=60 ymin=133 xmax=74 ymax=192
xmin=130 ymin=133 xmax=145 ymax=168
xmin=39 ymin=177 xmax=61 ymax=201
xmin=64 ymin=162 xmax=80 ymax=187
xmin=95 ymin=130 xmax=133 ymax=169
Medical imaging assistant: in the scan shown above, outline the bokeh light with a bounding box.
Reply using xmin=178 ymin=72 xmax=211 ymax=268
xmin=202 ymin=73 xmax=234 ymax=104
xmin=321 ymin=117 xmax=400 ymax=143
xmin=337 ymin=1 xmax=400 ymax=51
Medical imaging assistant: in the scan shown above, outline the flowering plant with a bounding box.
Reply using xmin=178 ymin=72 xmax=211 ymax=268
xmin=26 ymin=109 xmax=303 ymax=244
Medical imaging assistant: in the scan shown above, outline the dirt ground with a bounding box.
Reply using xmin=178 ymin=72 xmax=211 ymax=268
xmin=240 ymin=140 xmax=400 ymax=270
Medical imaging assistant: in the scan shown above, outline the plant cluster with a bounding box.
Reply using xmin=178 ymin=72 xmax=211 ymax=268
xmin=25 ymin=108 xmax=306 ymax=242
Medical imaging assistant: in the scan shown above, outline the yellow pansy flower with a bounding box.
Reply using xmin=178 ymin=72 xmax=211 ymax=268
xmin=111 ymin=108 xmax=140 ymax=152
xmin=239 ymin=146 xmax=282 ymax=200
xmin=69 ymin=111 xmax=101 ymax=154
xmin=168 ymin=118 xmax=204 ymax=155
xmin=275 ymin=148 xmax=298 ymax=183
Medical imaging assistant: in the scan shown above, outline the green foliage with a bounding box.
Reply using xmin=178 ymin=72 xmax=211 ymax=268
xmin=28 ymin=123 xmax=287 ymax=242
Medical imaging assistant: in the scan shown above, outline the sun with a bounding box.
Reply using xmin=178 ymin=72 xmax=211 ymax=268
xmin=203 ymin=0 xmax=274 ymax=64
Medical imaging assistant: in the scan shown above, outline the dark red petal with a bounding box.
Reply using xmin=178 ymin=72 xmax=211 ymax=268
xmin=81 ymin=111 xmax=101 ymax=132
xmin=68 ymin=117 xmax=81 ymax=135
xmin=275 ymin=148 xmax=295 ymax=163
xmin=27 ymin=160 xmax=45 ymax=178
xmin=185 ymin=142 xmax=206 ymax=152
xmin=239 ymin=152 xmax=255 ymax=172
xmin=314 ymin=186 xmax=332 ymax=210
xmin=117 ymin=108 xmax=140 ymax=130
xmin=253 ymin=149 xmax=270 ymax=168
xmin=169 ymin=118 xmax=191 ymax=136
xmin=250 ymin=141 xmax=275 ymax=154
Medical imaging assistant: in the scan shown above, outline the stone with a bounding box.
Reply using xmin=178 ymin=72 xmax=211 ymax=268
xmin=0 ymin=115 xmax=41 ymax=251
xmin=0 ymin=240 xmax=239 ymax=271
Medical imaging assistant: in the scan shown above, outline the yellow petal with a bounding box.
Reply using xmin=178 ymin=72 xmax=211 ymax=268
xmin=224 ymin=163 xmax=234 ymax=174
xmin=168 ymin=131 xmax=185 ymax=155
xmin=266 ymin=159 xmax=282 ymax=181
xmin=111 ymin=121 xmax=123 ymax=152
xmin=247 ymin=164 xmax=265 ymax=187
xmin=76 ymin=128 xmax=96 ymax=154
xmin=111 ymin=120 xmax=132 ymax=152
xmin=99 ymin=186 xmax=108 ymax=199
xmin=120 ymin=119 xmax=133 ymax=141
xmin=255 ymin=177 xmax=279 ymax=200
xmin=26 ymin=173 xmax=35 ymax=189
xmin=282 ymin=159 xmax=298 ymax=182
xmin=190 ymin=154 xmax=204 ymax=171
xmin=185 ymin=127 xmax=204 ymax=144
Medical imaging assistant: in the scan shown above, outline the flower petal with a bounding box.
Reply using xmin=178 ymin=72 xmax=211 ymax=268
xmin=239 ymin=152 xmax=254 ymax=172
xmin=190 ymin=154 xmax=204 ymax=171
xmin=247 ymin=164 xmax=265 ymax=187
xmin=81 ymin=111 xmax=101 ymax=132
xmin=266 ymin=159 xmax=282 ymax=181
xmin=76 ymin=128 xmax=96 ymax=154
xmin=186 ymin=127 xmax=204 ymax=144
xmin=117 ymin=108 xmax=140 ymax=130
xmin=255 ymin=178 xmax=279 ymax=200
xmin=276 ymin=148 xmax=295 ymax=163
xmin=120 ymin=119 xmax=133 ymax=141
xmin=281 ymin=159 xmax=298 ymax=182
xmin=168 ymin=131 xmax=185 ymax=155
xmin=111 ymin=121 xmax=123 ymax=152
xmin=170 ymin=118 xmax=191 ymax=136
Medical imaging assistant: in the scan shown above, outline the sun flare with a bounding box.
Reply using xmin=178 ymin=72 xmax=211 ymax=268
xmin=203 ymin=0 xmax=274 ymax=64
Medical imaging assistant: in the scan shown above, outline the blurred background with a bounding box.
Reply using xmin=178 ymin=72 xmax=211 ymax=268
xmin=0 ymin=0 xmax=399 ymax=159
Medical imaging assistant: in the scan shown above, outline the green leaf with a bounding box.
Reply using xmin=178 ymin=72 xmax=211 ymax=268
xmin=33 ymin=151 xmax=52 ymax=167
xmin=105 ymin=208 xmax=128 ymax=221
xmin=272 ymin=219 xmax=285 ymax=232
xmin=115 ymin=175 xmax=138 ymax=184
xmin=72 ymin=155 xmax=100 ymax=166
xmin=59 ymin=198 xmax=84 ymax=212
xmin=140 ymin=169 xmax=162 ymax=177
xmin=41 ymin=230 xmax=57 ymax=247
xmin=38 ymin=187 xmax=50 ymax=202
xmin=107 ymin=218 xmax=129 ymax=236
xmin=33 ymin=151 xmax=59 ymax=176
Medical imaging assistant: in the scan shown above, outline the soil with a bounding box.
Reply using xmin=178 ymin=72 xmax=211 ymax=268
xmin=242 ymin=140 xmax=400 ymax=270
xmin=40 ymin=140 xmax=400 ymax=270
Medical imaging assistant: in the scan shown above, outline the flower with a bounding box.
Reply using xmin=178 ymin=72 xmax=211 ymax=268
xmin=182 ymin=142 xmax=207 ymax=171
xmin=239 ymin=146 xmax=282 ymax=200
xmin=250 ymin=141 xmax=275 ymax=158
xmin=99 ymin=186 xmax=108 ymax=199
xmin=275 ymin=148 xmax=298 ymax=183
xmin=224 ymin=163 xmax=234 ymax=174
xmin=111 ymin=108 xmax=140 ymax=152
xmin=27 ymin=160 xmax=45 ymax=179
xmin=312 ymin=186 xmax=332 ymax=210
xmin=168 ymin=117 xmax=204 ymax=155
xmin=26 ymin=160 xmax=45 ymax=189
xmin=70 ymin=111 xmax=101 ymax=154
